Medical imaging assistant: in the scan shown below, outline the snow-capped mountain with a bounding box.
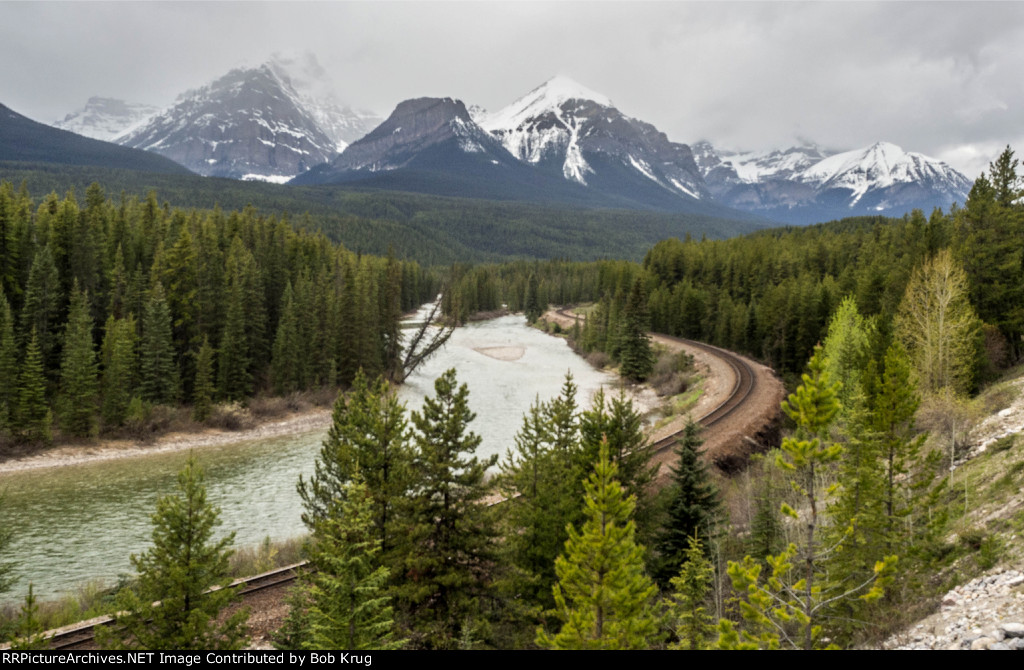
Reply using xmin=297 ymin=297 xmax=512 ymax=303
xmin=482 ymin=76 xmax=709 ymax=204
xmin=54 ymin=97 xmax=159 ymax=143
xmin=693 ymin=140 xmax=971 ymax=223
xmin=264 ymin=53 xmax=382 ymax=153
xmin=118 ymin=63 xmax=338 ymax=180
xmin=292 ymin=96 xmax=537 ymax=190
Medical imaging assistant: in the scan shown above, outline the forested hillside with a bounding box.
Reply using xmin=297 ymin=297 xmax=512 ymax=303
xmin=0 ymin=162 xmax=767 ymax=265
xmin=0 ymin=181 xmax=438 ymax=449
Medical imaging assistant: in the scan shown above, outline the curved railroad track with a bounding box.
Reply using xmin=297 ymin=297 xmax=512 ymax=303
xmin=555 ymin=307 xmax=758 ymax=458
xmin=40 ymin=563 xmax=304 ymax=650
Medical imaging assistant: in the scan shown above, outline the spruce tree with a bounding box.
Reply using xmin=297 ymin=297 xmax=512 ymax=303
xmin=0 ymin=289 xmax=18 ymax=437
xmin=58 ymin=284 xmax=98 ymax=438
xmin=298 ymin=371 xmax=410 ymax=554
xmin=192 ymin=336 xmax=215 ymax=423
xmin=271 ymin=281 xmax=302 ymax=394
xmin=652 ymin=419 xmax=721 ymax=586
xmin=667 ymin=534 xmax=716 ymax=650
xmin=100 ymin=315 xmax=137 ymax=428
xmin=537 ymin=439 xmax=660 ymax=650
xmin=14 ymin=330 xmax=51 ymax=445
xmin=8 ymin=584 xmax=47 ymax=650
xmin=98 ymin=453 xmax=248 ymax=650
xmin=617 ymin=278 xmax=655 ymax=382
xmin=291 ymin=475 xmax=403 ymax=650
xmin=398 ymin=368 xmax=498 ymax=649
xmin=140 ymin=281 xmax=178 ymax=404
xmin=217 ymin=280 xmax=251 ymax=401
xmin=19 ymin=245 xmax=61 ymax=371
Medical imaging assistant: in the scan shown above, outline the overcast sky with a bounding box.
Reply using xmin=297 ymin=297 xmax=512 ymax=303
xmin=3 ymin=1 xmax=1023 ymax=178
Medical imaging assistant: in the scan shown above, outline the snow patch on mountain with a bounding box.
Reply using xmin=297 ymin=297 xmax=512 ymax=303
xmin=54 ymin=97 xmax=159 ymax=142
xmin=481 ymin=75 xmax=612 ymax=133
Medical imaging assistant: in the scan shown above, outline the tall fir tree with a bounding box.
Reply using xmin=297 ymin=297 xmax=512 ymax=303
xmin=397 ymin=369 xmax=498 ymax=649
xmin=297 ymin=371 xmax=410 ymax=555
xmin=617 ymin=277 xmax=655 ymax=382
xmin=284 ymin=474 xmax=403 ymax=651
xmin=192 ymin=336 xmax=215 ymax=423
xmin=667 ymin=534 xmax=716 ymax=650
xmin=0 ymin=289 xmax=18 ymax=437
xmin=139 ymin=281 xmax=179 ymax=404
xmin=97 ymin=454 xmax=248 ymax=650
xmin=58 ymin=283 xmax=98 ymax=437
xmin=536 ymin=439 xmax=660 ymax=650
xmin=14 ymin=330 xmax=51 ymax=445
xmin=100 ymin=315 xmax=137 ymax=428
xmin=652 ymin=419 xmax=721 ymax=586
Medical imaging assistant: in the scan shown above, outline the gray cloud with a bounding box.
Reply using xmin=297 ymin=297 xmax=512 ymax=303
xmin=3 ymin=1 xmax=1022 ymax=177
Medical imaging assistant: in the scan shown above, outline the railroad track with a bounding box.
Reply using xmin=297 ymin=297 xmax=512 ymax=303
xmin=554 ymin=307 xmax=757 ymax=457
xmin=41 ymin=563 xmax=304 ymax=650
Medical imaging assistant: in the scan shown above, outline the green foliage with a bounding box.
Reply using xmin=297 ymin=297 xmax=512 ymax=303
xmin=617 ymin=277 xmax=655 ymax=382
xmin=191 ymin=336 xmax=215 ymax=423
xmin=0 ymin=289 xmax=18 ymax=436
xmin=100 ymin=315 xmax=137 ymax=428
xmin=397 ymin=369 xmax=498 ymax=649
xmin=97 ymin=454 xmax=248 ymax=650
xmin=536 ymin=440 xmax=660 ymax=650
xmin=58 ymin=284 xmax=98 ymax=437
xmin=14 ymin=330 xmax=51 ymax=445
xmin=8 ymin=584 xmax=47 ymax=650
xmin=297 ymin=371 xmax=410 ymax=555
xmin=139 ymin=281 xmax=179 ymax=405
xmin=286 ymin=475 xmax=403 ymax=651
xmin=895 ymin=249 xmax=981 ymax=396
xmin=667 ymin=534 xmax=716 ymax=650
xmin=652 ymin=419 xmax=721 ymax=586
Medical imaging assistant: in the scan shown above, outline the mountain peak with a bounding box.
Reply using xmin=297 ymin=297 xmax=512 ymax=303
xmin=482 ymin=76 xmax=613 ymax=133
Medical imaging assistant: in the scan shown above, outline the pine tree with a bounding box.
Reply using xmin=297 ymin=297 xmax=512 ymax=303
xmin=667 ymin=534 xmax=716 ymax=650
xmin=500 ymin=383 xmax=583 ymax=609
xmin=19 ymin=245 xmax=61 ymax=371
xmin=139 ymin=281 xmax=178 ymax=404
xmin=398 ymin=368 xmax=498 ymax=649
xmin=536 ymin=439 xmax=660 ymax=650
xmin=100 ymin=315 xmax=137 ymax=428
xmin=97 ymin=453 xmax=248 ymax=650
xmin=292 ymin=475 xmax=403 ymax=650
xmin=617 ymin=277 xmax=655 ymax=382
xmin=192 ymin=336 xmax=215 ymax=422
xmin=271 ymin=281 xmax=302 ymax=394
xmin=297 ymin=371 xmax=410 ymax=554
xmin=652 ymin=419 xmax=721 ymax=586
xmin=218 ymin=280 xmax=251 ymax=401
xmin=0 ymin=289 xmax=18 ymax=437
xmin=8 ymin=584 xmax=47 ymax=650
xmin=14 ymin=330 xmax=51 ymax=445
xmin=58 ymin=284 xmax=98 ymax=437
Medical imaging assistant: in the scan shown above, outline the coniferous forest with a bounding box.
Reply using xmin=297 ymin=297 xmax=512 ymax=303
xmin=2 ymin=147 xmax=1024 ymax=650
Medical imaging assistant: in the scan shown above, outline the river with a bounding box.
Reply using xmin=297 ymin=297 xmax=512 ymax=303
xmin=0 ymin=314 xmax=625 ymax=603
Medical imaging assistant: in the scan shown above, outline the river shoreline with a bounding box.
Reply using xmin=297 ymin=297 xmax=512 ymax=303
xmin=0 ymin=407 xmax=333 ymax=475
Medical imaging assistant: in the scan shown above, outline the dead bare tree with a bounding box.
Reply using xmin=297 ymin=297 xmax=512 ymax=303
xmin=390 ymin=297 xmax=455 ymax=384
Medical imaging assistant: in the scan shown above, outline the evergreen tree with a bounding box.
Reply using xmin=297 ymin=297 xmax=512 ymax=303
xmin=192 ymin=336 xmax=215 ymax=423
xmin=291 ymin=475 xmax=403 ymax=650
xmin=58 ymin=284 xmax=98 ymax=437
xmin=398 ymin=369 xmax=498 ymax=649
xmin=217 ymin=280 xmax=251 ymax=401
xmin=271 ymin=281 xmax=302 ymax=394
xmin=8 ymin=584 xmax=47 ymax=650
xmin=13 ymin=330 xmax=51 ymax=445
xmin=536 ymin=439 xmax=660 ymax=650
xmin=667 ymin=534 xmax=716 ymax=650
xmin=297 ymin=372 xmax=410 ymax=554
xmin=652 ymin=419 xmax=721 ymax=586
xmin=19 ymin=244 xmax=61 ymax=370
xmin=500 ymin=384 xmax=582 ymax=609
xmin=97 ymin=454 xmax=248 ymax=650
xmin=617 ymin=278 xmax=655 ymax=382
xmin=0 ymin=290 xmax=18 ymax=437
xmin=100 ymin=315 xmax=137 ymax=428
xmin=139 ymin=281 xmax=178 ymax=404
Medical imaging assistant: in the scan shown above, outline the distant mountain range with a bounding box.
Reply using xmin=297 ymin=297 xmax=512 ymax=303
xmin=29 ymin=61 xmax=976 ymax=224
xmin=0 ymin=103 xmax=191 ymax=175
